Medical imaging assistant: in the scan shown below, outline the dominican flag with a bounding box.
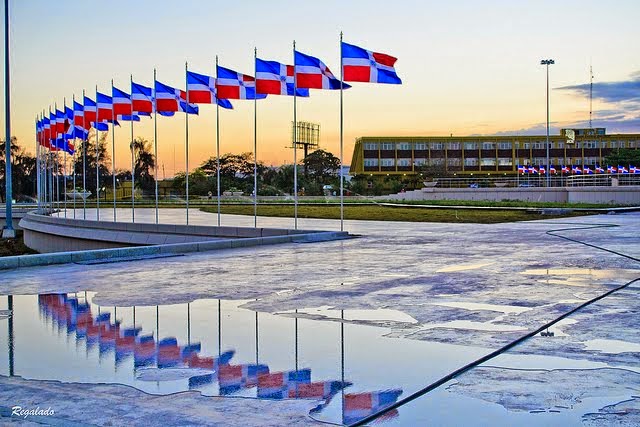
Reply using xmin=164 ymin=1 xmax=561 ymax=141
xmin=607 ymin=165 xmax=617 ymax=173
xmin=528 ymin=166 xmax=538 ymax=174
xmin=618 ymin=165 xmax=628 ymax=174
xmin=549 ymin=165 xmax=557 ymax=174
xmin=538 ymin=165 xmax=546 ymax=175
xmin=343 ymin=389 xmax=403 ymax=425
xmin=341 ymin=41 xmax=402 ymax=84
xmin=41 ymin=117 xmax=52 ymax=148
xmin=186 ymin=70 xmax=234 ymax=108
xmin=73 ymin=100 xmax=86 ymax=130
xmin=55 ymin=109 xmax=66 ymax=137
xmin=83 ymin=96 xmax=97 ymax=128
xmin=112 ymin=86 xmax=132 ymax=115
xmin=583 ymin=166 xmax=593 ymax=174
xmin=255 ymin=58 xmax=309 ymax=97
xmin=517 ymin=165 xmax=525 ymax=174
xmin=131 ymin=81 xmax=153 ymax=114
xmin=561 ymin=165 xmax=570 ymax=174
xmin=572 ymin=166 xmax=582 ymax=174
xmin=154 ymin=80 xmax=198 ymax=114
xmin=595 ymin=165 xmax=605 ymax=173
xmin=134 ymin=334 xmax=156 ymax=367
xmin=295 ymin=50 xmax=350 ymax=90
xmin=631 ymin=166 xmax=639 ymax=174
xmin=96 ymin=92 xmax=113 ymax=121
xmin=216 ymin=65 xmax=266 ymax=100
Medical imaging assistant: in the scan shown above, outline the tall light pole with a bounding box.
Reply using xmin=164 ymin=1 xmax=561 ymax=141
xmin=3 ymin=0 xmax=15 ymax=238
xmin=541 ymin=59 xmax=554 ymax=187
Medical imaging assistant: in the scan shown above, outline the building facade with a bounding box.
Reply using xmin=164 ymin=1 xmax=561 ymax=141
xmin=349 ymin=128 xmax=640 ymax=176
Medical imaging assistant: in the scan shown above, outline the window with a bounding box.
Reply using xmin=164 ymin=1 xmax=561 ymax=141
xmin=556 ymin=141 xmax=565 ymax=149
xmin=397 ymin=158 xmax=411 ymax=167
xmin=447 ymin=142 xmax=460 ymax=150
xmin=414 ymin=142 xmax=427 ymax=150
xmin=430 ymin=142 xmax=444 ymax=150
xmin=363 ymin=143 xmax=379 ymax=150
xmin=364 ymin=159 xmax=379 ymax=167
xmin=619 ymin=141 xmax=626 ymax=149
xmin=482 ymin=142 xmax=496 ymax=150
xmin=397 ymin=142 xmax=411 ymax=150
xmin=532 ymin=158 xmax=545 ymax=166
xmin=414 ymin=158 xmax=426 ymax=166
xmin=380 ymin=158 xmax=394 ymax=167
xmin=533 ymin=142 xmax=544 ymax=149
xmin=481 ymin=158 xmax=496 ymax=166
xmin=498 ymin=158 xmax=512 ymax=166
xmin=464 ymin=158 xmax=478 ymax=166
xmin=447 ymin=158 xmax=461 ymax=166
xmin=429 ymin=158 xmax=445 ymax=166
xmin=498 ymin=142 xmax=511 ymax=150
xmin=464 ymin=142 xmax=478 ymax=150
xmin=523 ymin=143 xmax=530 ymax=149
xmin=380 ymin=143 xmax=395 ymax=150
xmin=584 ymin=141 xmax=597 ymax=149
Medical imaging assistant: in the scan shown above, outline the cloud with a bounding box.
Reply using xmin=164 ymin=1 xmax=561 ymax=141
xmin=556 ymin=72 xmax=640 ymax=104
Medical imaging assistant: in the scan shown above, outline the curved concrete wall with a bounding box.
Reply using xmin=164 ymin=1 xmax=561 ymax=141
xmin=18 ymin=213 xmax=331 ymax=254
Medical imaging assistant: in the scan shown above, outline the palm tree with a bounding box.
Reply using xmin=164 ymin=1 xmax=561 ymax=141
xmin=130 ymin=137 xmax=156 ymax=194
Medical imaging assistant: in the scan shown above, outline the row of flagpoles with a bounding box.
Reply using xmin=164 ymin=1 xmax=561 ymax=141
xmin=518 ymin=165 xmax=640 ymax=174
xmin=34 ymin=36 xmax=402 ymax=230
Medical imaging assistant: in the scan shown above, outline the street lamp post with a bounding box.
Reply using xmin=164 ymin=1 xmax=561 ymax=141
xmin=3 ymin=0 xmax=15 ymax=238
xmin=541 ymin=59 xmax=554 ymax=187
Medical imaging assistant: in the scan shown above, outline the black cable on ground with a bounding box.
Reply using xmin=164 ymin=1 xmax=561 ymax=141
xmin=351 ymin=221 xmax=640 ymax=426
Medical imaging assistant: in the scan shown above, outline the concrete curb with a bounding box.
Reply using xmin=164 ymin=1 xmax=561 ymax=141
xmin=0 ymin=231 xmax=350 ymax=271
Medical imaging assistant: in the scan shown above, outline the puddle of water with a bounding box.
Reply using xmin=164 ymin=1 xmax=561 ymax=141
xmin=431 ymin=302 xmax=531 ymax=315
xmin=436 ymin=262 xmax=495 ymax=273
xmin=419 ymin=320 xmax=528 ymax=332
xmin=583 ymin=339 xmax=640 ymax=354
xmin=522 ymin=268 xmax=640 ymax=280
xmin=282 ymin=306 xmax=419 ymax=325
xmin=0 ymin=293 xmax=491 ymax=425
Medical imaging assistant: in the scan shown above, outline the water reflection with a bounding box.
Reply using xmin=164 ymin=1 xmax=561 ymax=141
xmin=6 ymin=293 xmax=403 ymax=425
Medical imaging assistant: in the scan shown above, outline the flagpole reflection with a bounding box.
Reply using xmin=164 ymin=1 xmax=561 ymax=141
xmin=7 ymin=295 xmax=14 ymax=376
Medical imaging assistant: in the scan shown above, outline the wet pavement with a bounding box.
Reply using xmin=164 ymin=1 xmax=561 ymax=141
xmin=1 ymin=209 xmax=639 ymax=426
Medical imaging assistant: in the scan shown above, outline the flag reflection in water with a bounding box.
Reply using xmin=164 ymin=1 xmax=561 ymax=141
xmin=37 ymin=294 xmax=403 ymax=425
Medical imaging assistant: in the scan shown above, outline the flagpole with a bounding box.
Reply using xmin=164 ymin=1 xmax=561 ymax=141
xmin=71 ymin=95 xmax=76 ymax=219
xmin=339 ymin=32 xmax=344 ymax=232
xmin=63 ymin=98 xmax=68 ymax=218
xmin=130 ymin=75 xmax=136 ymax=223
xmin=95 ymin=84 xmax=100 ymax=221
xmin=82 ymin=90 xmax=87 ymax=220
xmin=111 ymin=80 xmax=117 ymax=222
xmin=293 ymin=40 xmax=298 ymax=230
xmin=36 ymin=115 xmax=41 ymax=214
xmin=185 ymin=61 xmax=190 ymax=226
xmin=253 ymin=47 xmax=258 ymax=228
xmin=215 ymin=56 xmax=221 ymax=227
xmin=54 ymin=103 xmax=59 ymax=213
xmin=153 ymin=69 xmax=159 ymax=224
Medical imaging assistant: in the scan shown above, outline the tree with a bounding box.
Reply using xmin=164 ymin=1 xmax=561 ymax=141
xmin=172 ymin=169 xmax=212 ymax=196
xmin=604 ymin=148 xmax=640 ymax=167
xmin=1 ymin=137 xmax=37 ymax=201
xmin=200 ymin=152 xmax=265 ymax=194
xmin=302 ymin=149 xmax=340 ymax=181
xmin=131 ymin=137 xmax=156 ymax=194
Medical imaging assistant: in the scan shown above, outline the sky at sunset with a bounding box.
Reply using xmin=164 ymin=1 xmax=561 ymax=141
xmin=2 ymin=0 xmax=640 ymax=177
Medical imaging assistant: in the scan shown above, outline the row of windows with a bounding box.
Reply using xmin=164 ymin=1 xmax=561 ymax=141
xmin=363 ymin=140 xmax=638 ymax=151
xmin=519 ymin=157 xmax=602 ymax=166
xmin=364 ymin=158 xmax=513 ymax=167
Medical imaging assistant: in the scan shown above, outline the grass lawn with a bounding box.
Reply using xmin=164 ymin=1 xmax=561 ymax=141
xmin=201 ymin=204 xmax=589 ymax=224
xmin=0 ymin=231 xmax=38 ymax=257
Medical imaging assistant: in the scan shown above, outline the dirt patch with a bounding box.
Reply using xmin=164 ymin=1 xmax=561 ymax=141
xmin=0 ymin=231 xmax=38 ymax=257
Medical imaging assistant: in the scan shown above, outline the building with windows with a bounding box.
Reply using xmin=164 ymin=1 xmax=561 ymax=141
xmin=349 ymin=128 xmax=640 ymax=177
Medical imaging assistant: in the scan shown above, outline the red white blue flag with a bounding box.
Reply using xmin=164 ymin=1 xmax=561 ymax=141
xmin=83 ymin=96 xmax=97 ymax=128
xmin=294 ymin=50 xmax=350 ymax=90
xmin=96 ymin=92 xmax=113 ymax=121
xmin=185 ymin=70 xmax=233 ymax=109
xmin=112 ymin=86 xmax=132 ymax=116
xmin=216 ymin=65 xmax=266 ymax=100
xmin=131 ymin=81 xmax=153 ymax=114
xmin=341 ymin=42 xmax=402 ymax=84
xmin=154 ymin=80 xmax=199 ymax=114
xmin=255 ymin=58 xmax=309 ymax=97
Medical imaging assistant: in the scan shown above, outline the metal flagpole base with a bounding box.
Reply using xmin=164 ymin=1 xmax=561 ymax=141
xmin=2 ymin=228 xmax=16 ymax=239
